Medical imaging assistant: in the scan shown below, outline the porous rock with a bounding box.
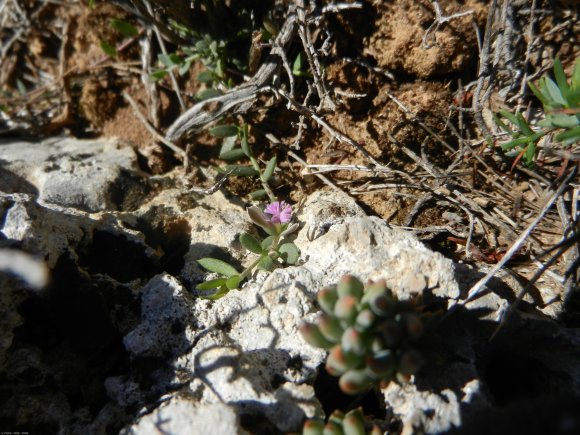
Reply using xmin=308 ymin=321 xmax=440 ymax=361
xmin=124 ymin=396 xmax=242 ymax=435
xmin=0 ymin=137 xmax=140 ymax=212
xmin=118 ymin=190 xmax=466 ymax=433
xmin=2 ymin=138 xmax=574 ymax=435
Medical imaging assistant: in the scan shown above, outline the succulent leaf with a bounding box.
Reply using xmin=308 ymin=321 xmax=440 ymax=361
xmin=302 ymin=275 xmax=427 ymax=395
xmin=355 ymin=309 xmax=375 ymax=329
xmin=343 ymin=408 xmax=366 ymax=435
xmin=401 ymin=313 xmax=423 ymax=340
xmin=366 ymin=349 xmax=396 ymax=378
xmin=323 ymin=421 xmax=344 ymax=435
xmin=303 ymin=419 xmax=324 ymax=435
xmin=339 ymin=369 xmax=373 ymax=395
xmin=300 ymin=322 xmax=335 ymax=349
xmin=380 ymin=320 xmax=402 ymax=347
xmin=318 ymin=313 xmax=344 ymax=342
xmin=398 ymin=349 xmax=423 ymax=375
xmin=337 ymin=275 xmax=364 ymax=299
xmin=341 ymin=327 xmax=368 ymax=356
xmin=318 ymin=286 xmax=339 ymax=314
xmin=326 ymin=346 xmax=359 ymax=375
xmin=328 ymin=410 xmax=345 ymax=425
xmin=334 ymin=295 xmax=359 ymax=324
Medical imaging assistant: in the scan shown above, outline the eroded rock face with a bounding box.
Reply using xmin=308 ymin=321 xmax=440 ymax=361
xmin=1 ymin=138 xmax=578 ymax=434
xmin=0 ymin=137 xmax=143 ymax=212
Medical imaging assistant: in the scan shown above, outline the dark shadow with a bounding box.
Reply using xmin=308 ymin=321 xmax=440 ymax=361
xmin=404 ymin=262 xmax=580 ymax=434
xmin=77 ymin=229 xmax=157 ymax=283
xmin=1 ymin=253 xmax=134 ymax=433
xmin=0 ymin=160 xmax=39 ymax=196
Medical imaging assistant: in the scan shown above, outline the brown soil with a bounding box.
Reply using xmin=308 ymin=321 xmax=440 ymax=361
xmin=1 ymin=0 xmax=577 ymax=293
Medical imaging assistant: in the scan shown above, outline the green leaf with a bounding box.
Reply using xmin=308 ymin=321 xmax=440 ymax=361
xmin=239 ymin=232 xmax=263 ymax=254
xmin=219 ymin=165 xmax=259 ymax=177
xmin=195 ymin=39 xmax=209 ymax=53
xmin=501 ymin=130 xmax=545 ymax=151
xmin=210 ymin=125 xmax=239 ymax=138
xmin=240 ymin=123 xmax=252 ymax=157
xmin=544 ymin=77 xmax=567 ymax=107
xmin=493 ymin=112 xmax=513 ymax=134
xmin=261 ymin=235 xmax=274 ymax=250
xmin=219 ymin=148 xmax=246 ymax=161
xmin=501 ymin=135 xmax=533 ymax=150
xmin=197 ymin=258 xmax=238 ymax=277
xmin=555 ymin=125 xmax=580 ymax=145
xmin=499 ymin=110 xmax=521 ymax=128
xmin=178 ymin=61 xmax=192 ymax=76
xmin=544 ymin=113 xmax=579 ymax=129
xmin=249 ymin=189 xmax=267 ymax=200
xmin=219 ymin=135 xmax=237 ymax=153
xmin=225 ymin=275 xmax=241 ymax=290
xmin=528 ymin=80 xmax=551 ymax=107
xmin=257 ymin=255 xmax=275 ymax=272
xmin=202 ymin=285 xmax=231 ymax=300
xmin=197 ymin=70 xmax=215 ymax=83
xmin=292 ymin=52 xmax=304 ymax=76
xmin=261 ymin=156 xmax=277 ymax=182
xmin=196 ymin=277 xmax=228 ymax=290
xmin=572 ymin=58 xmax=580 ymax=92
xmin=196 ymin=88 xmax=222 ymax=100
xmin=150 ymin=69 xmax=168 ymax=81
xmin=278 ymin=242 xmax=300 ymax=265
xmin=110 ymin=19 xmax=139 ymax=37
xmin=515 ymin=112 xmax=534 ymax=136
xmin=523 ymin=141 xmax=537 ymax=165
xmin=553 ymin=58 xmax=570 ymax=103
xmin=100 ymin=41 xmax=117 ymax=58
xmin=159 ymin=53 xmax=182 ymax=68
xmin=15 ymin=79 xmax=26 ymax=96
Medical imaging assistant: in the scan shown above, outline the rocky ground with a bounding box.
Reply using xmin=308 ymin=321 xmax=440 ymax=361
xmin=0 ymin=1 xmax=579 ymax=434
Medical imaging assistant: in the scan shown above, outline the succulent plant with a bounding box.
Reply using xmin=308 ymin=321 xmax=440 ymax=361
xmin=302 ymin=408 xmax=381 ymax=435
xmin=300 ymin=275 xmax=426 ymax=394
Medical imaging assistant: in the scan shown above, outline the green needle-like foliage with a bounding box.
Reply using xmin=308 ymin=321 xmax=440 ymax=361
xmin=495 ymin=57 xmax=580 ymax=167
xmin=300 ymin=275 xmax=427 ymax=395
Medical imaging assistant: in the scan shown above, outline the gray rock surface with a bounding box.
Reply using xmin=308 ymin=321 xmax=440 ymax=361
xmin=0 ymin=137 xmax=141 ymax=212
xmin=1 ymin=137 xmax=577 ymax=434
xmin=124 ymin=397 xmax=242 ymax=435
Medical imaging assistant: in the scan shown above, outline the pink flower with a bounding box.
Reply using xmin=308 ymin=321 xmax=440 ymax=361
xmin=264 ymin=201 xmax=292 ymax=224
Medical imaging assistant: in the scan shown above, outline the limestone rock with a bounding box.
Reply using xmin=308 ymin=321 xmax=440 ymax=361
xmin=124 ymin=397 xmax=242 ymax=435
xmin=0 ymin=137 xmax=142 ymax=212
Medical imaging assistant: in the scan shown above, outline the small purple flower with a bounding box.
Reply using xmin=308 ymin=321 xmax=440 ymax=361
xmin=264 ymin=201 xmax=292 ymax=224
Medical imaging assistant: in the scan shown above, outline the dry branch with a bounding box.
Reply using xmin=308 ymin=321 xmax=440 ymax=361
xmin=165 ymin=13 xmax=298 ymax=144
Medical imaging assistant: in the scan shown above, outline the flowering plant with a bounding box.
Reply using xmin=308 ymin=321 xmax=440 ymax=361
xmin=196 ymin=201 xmax=300 ymax=299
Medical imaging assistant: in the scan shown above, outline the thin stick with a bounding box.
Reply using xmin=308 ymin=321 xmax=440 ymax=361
xmin=422 ymin=1 xmax=474 ymax=49
xmin=386 ymin=92 xmax=456 ymax=153
xmin=295 ymin=0 xmax=335 ymax=110
xmin=122 ymin=91 xmax=186 ymax=159
xmin=142 ymin=0 xmax=186 ymax=112
xmin=264 ymin=133 xmax=341 ymax=192
xmin=268 ymin=87 xmax=379 ymax=166
xmin=463 ymin=168 xmax=576 ymax=305
xmin=471 ymin=0 xmax=498 ymax=137
xmin=491 ymin=237 xmax=572 ymax=340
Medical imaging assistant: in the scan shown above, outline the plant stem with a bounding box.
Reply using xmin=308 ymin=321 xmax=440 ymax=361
xmin=238 ymin=232 xmax=282 ymax=282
